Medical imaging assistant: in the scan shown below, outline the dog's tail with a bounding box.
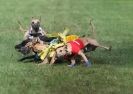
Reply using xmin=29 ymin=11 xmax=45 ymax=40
xmin=98 ymin=45 xmax=112 ymax=51
xmin=89 ymin=18 xmax=96 ymax=39
xmin=17 ymin=20 xmax=27 ymax=32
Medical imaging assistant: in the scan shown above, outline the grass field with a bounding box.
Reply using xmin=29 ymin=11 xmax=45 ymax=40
xmin=0 ymin=0 xmax=133 ymax=94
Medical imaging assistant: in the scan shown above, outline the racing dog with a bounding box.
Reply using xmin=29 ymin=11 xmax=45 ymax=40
xmin=49 ymin=37 xmax=111 ymax=67
xmin=48 ymin=19 xmax=111 ymax=67
xmin=15 ymin=17 xmax=56 ymax=53
xmin=15 ymin=17 xmax=45 ymax=51
xmin=17 ymin=37 xmax=48 ymax=62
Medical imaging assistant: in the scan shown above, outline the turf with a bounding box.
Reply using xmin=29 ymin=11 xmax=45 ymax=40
xmin=0 ymin=0 xmax=133 ymax=94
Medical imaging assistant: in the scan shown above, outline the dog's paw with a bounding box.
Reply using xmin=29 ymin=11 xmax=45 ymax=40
xmin=84 ymin=61 xmax=92 ymax=67
xmin=67 ymin=64 xmax=75 ymax=68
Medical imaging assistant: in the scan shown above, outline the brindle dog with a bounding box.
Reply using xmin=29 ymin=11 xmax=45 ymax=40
xmin=15 ymin=17 xmax=56 ymax=54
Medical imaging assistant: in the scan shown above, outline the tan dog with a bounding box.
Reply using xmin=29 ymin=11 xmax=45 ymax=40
xmin=25 ymin=41 xmax=51 ymax=64
xmin=37 ymin=19 xmax=111 ymax=67
xmin=25 ymin=37 xmax=47 ymax=53
xmin=49 ymin=37 xmax=111 ymax=67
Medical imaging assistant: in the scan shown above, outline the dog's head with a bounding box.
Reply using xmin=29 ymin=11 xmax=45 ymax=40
xmin=55 ymin=46 xmax=67 ymax=58
xmin=31 ymin=17 xmax=41 ymax=32
xmin=15 ymin=43 xmax=32 ymax=55
xmin=19 ymin=46 xmax=31 ymax=55
xmin=19 ymin=42 xmax=33 ymax=55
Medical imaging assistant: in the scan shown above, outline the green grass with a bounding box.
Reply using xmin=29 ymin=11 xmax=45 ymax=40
xmin=0 ymin=0 xmax=133 ymax=94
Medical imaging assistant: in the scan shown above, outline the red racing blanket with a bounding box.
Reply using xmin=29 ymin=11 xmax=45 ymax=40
xmin=69 ymin=38 xmax=84 ymax=55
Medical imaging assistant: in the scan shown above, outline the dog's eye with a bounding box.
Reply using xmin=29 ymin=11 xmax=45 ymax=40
xmin=65 ymin=50 xmax=68 ymax=52
xmin=32 ymin=22 xmax=34 ymax=24
xmin=60 ymin=50 xmax=62 ymax=52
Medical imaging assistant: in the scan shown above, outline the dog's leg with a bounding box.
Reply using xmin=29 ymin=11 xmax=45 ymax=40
xmin=50 ymin=52 xmax=56 ymax=65
xmin=98 ymin=45 xmax=112 ymax=51
xmin=78 ymin=51 xmax=91 ymax=67
xmin=68 ymin=57 xmax=76 ymax=67
xmin=38 ymin=58 xmax=49 ymax=65
xmin=17 ymin=20 xmax=27 ymax=32
xmin=84 ymin=38 xmax=112 ymax=51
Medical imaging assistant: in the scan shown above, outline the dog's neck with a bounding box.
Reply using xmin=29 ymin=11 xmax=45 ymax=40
xmin=30 ymin=26 xmax=40 ymax=33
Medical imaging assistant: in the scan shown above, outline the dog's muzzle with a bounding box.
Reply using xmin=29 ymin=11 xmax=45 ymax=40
xmin=31 ymin=23 xmax=40 ymax=32
xmin=20 ymin=47 xmax=31 ymax=55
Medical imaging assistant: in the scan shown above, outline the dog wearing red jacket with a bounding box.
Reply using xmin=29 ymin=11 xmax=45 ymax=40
xmin=50 ymin=19 xmax=112 ymax=67
xmin=49 ymin=37 xmax=111 ymax=67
